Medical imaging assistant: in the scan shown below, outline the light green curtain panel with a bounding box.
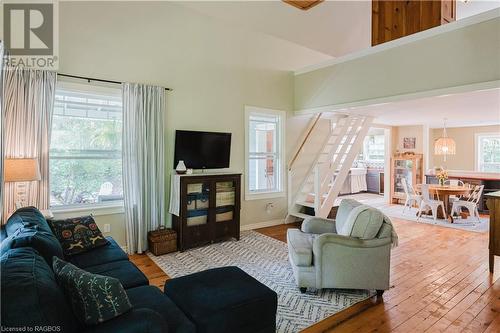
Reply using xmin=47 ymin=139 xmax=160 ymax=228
xmin=122 ymin=83 xmax=166 ymax=254
xmin=2 ymin=60 xmax=56 ymax=220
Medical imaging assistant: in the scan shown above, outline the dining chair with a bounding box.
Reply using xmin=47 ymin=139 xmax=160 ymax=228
xmin=444 ymin=179 xmax=465 ymax=202
xmin=402 ymin=178 xmax=422 ymax=213
xmin=451 ymin=185 xmax=484 ymax=223
xmin=417 ymin=184 xmax=446 ymax=221
xmin=444 ymin=179 xmax=465 ymax=186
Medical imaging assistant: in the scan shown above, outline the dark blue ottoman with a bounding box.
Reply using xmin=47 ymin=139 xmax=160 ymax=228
xmin=164 ymin=266 xmax=277 ymax=333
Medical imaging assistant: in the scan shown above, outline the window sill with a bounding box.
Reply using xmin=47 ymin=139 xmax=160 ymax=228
xmin=245 ymin=191 xmax=286 ymax=201
xmin=50 ymin=201 xmax=124 ymax=217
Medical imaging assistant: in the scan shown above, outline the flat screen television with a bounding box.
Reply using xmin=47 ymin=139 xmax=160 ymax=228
xmin=174 ymin=130 xmax=231 ymax=169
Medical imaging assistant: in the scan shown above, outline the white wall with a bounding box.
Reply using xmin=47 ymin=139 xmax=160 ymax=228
xmin=53 ymin=1 xmax=328 ymax=245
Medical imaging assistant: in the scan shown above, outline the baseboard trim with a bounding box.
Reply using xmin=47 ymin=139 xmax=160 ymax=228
xmin=241 ymin=219 xmax=294 ymax=231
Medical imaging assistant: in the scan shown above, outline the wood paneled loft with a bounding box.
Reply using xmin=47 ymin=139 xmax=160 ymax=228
xmin=372 ymin=0 xmax=456 ymax=46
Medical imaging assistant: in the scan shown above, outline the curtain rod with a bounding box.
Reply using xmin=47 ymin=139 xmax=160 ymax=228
xmin=57 ymin=73 xmax=172 ymax=91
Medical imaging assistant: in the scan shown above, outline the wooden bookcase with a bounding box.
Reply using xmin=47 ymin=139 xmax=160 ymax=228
xmin=172 ymin=173 xmax=241 ymax=251
xmin=391 ymin=154 xmax=424 ymax=204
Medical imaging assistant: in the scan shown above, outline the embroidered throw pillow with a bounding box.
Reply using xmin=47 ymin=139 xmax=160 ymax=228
xmin=52 ymin=257 xmax=132 ymax=325
xmin=49 ymin=215 xmax=109 ymax=256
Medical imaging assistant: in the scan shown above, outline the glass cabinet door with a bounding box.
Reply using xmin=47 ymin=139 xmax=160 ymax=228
xmin=185 ymin=182 xmax=210 ymax=226
xmin=393 ymin=159 xmax=413 ymax=195
xmin=215 ymin=181 xmax=236 ymax=222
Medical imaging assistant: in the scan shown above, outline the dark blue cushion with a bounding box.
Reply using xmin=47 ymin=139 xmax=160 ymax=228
xmin=81 ymin=308 xmax=168 ymax=333
xmin=5 ymin=206 xmax=52 ymax=235
xmin=127 ymin=286 xmax=196 ymax=333
xmin=48 ymin=215 xmax=109 ymax=256
xmin=85 ymin=260 xmax=149 ymax=289
xmin=3 ymin=207 xmax=64 ymax=265
xmin=9 ymin=227 xmax=64 ymax=265
xmin=164 ymin=266 xmax=277 ymax=333
xmin=53 ymin=257 xmax=132 ymax=326
xmin=68 ymin=237 xmax=128 ymax=268
xmin=1 ymin=248 xmax=79 ymax=332
xmin=1 ymin=234 xmax=15 ymax=255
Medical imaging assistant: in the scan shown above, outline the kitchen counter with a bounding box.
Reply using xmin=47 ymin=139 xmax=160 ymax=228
xmin=426 ymin=170 xmax=500 ymax=181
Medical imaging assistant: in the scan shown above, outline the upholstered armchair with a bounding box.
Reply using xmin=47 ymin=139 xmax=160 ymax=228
xmin=287 ymin=199 xmax=397 ymax=296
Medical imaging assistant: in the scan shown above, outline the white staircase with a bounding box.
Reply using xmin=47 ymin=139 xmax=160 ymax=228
xmin=287 ymin=113 xmax=373 ymax=220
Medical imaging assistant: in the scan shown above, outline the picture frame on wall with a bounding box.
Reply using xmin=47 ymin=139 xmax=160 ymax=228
xmin=403 ymin=137 xmax=416 ymax=149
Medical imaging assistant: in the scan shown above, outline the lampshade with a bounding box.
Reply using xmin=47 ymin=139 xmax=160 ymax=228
xmin=434 ymin=137 xmax=456 ymax=155
xmin=434 ymin=119 xmax=456 ymax=161
xmin=4 ymin=158 xmax=41 ymax=182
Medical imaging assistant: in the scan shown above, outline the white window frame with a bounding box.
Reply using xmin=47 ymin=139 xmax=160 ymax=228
xmin=475 ymin=132 xmax=500 ymax=173
xmin=362 ymin=133 xmax=385 ymax=162
xmin=244 ymin=106 xmax=286 ymax=201
xmin=49 ymin=81 xmax=124 ymax=212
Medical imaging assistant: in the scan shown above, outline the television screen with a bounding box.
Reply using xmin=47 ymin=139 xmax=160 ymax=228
xmin=174 ymin=130 xmax=231 ymax=169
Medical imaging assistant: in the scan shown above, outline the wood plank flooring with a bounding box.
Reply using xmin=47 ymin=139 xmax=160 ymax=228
xmin=130 ymin=218 xmax=500 ymax=332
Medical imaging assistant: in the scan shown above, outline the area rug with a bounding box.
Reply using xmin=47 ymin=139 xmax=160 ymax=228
xmin=148 ymin=231 xmax=372 ymax=333
xmin=378 ymin=204 xmax=489 ymax=233
xmin=337 ymin=195 xmax=489 ymax=233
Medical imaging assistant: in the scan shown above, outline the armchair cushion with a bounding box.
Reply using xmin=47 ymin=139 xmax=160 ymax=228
xmin=287 ymin=229 xmax=314 ymax=267
xmin=377 ymin=223 xmax=393 ymax=239
xmin=335 ymin=199 xmax=362 ymax=232
xmin=350 ymin=208 xmax=384 ymax=240
xmin=301 ymin=217 xmax=336 ymax=234
xmin=336 ymin=199 xmax=384 ymax=240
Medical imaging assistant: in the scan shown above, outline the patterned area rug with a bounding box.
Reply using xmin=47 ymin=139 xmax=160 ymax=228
xmin=148 ymin=231 xmax=372 ymax=333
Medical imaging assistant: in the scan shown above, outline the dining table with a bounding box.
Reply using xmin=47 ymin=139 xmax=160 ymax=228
xmin=415 ymin=184 xmax=472 ymax=223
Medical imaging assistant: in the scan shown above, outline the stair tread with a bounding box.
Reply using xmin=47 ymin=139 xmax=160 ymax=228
xmin=296 ymin=200 xmax=315 ymax=208
xmin=289 ymin=212 xmax=315 ymax=219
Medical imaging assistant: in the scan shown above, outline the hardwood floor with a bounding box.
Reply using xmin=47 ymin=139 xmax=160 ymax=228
xmin=130 ymin=218 xmax=500 ymax=333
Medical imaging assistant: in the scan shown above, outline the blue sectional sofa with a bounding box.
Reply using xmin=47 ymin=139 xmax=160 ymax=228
xmin=0 ymin=207 xmax=196 ymax=333
xmin=1 ymin=207 xmax=278 ymax=333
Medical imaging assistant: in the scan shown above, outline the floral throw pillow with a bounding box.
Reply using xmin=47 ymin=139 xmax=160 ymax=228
xmin=53 ymin=257 xmax=132 ymax=325
xmin=49 ymin=215 xmax=109 ymax=256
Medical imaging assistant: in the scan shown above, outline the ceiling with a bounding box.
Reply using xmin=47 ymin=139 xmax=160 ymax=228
xmin=179 ymin=1 xmax=371 ymax=58
xmin=180 ymin=1 xmax=500 ymax=59
xmin=457 ymin=0 xmax=500 ymax=19
xmin=349 ymin=88 xmax=500 ymax=128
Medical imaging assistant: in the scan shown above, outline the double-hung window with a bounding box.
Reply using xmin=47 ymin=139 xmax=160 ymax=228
xmin=49 ymin=82 xmax=123 ymax=207
xmin=476 ymin=133 xmax=500 ymax=172
xmin=245 ymin=106 xmax=285 ymax=200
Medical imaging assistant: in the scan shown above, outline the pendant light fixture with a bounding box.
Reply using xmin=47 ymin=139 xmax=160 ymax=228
xmin=434 ymin=118 xmax=456 ymax=162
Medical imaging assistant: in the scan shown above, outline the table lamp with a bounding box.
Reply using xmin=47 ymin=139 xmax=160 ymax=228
xmin=4 ymin=158 xmax=41 ymax=209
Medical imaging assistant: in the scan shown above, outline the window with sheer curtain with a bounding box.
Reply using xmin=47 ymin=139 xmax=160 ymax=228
xmin=49 ymin=84 xmax=123 ymax=207
xmin=245 ymin=107 xmax=285 ymax=199
xmin=476 ymin=133 xmax=500 ymax=172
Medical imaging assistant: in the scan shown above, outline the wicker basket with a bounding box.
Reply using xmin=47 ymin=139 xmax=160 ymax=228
xmin=148 ymin=227 xmax=177 ymax=256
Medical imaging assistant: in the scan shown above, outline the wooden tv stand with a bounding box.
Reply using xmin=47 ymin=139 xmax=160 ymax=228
xmin=171 ymin=173 xmax=241 ymax=251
